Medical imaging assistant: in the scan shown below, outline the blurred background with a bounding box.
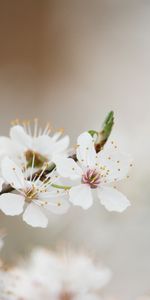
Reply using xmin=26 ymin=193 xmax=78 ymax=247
xmin=0 ymin=0 xmax=150 ymax=299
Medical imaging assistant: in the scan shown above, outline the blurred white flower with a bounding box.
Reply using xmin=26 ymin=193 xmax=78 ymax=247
xmin=0 ymin=121 xmax=69 ymax=169
xmin=8 ymin=248 xmax=112 ymax=300
xmin=0 ymin=234 xmax=17 ymax=300
xmin=0 ymin=270 xmax=18 ymax=300
xmin=0 ymin=157 xmax=70 ymax=228
xmin=56 ymin=132 xmax=132 ymax=212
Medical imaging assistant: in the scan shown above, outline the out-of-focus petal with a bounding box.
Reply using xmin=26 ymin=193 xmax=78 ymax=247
xmin=10 ymin=125 xmax=32 ymax=150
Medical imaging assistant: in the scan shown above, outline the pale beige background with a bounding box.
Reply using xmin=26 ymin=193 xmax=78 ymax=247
xmin=0 ymin=1 xmax=150 ymax=299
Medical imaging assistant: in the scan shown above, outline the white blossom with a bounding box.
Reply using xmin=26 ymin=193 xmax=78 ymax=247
xmin=0 ymin=157 xmax=70 ymax=228
xmin=0 ymin=120 xmax=69 ymax=169
xmin=56 ymin=132 xmax=132 ymax=212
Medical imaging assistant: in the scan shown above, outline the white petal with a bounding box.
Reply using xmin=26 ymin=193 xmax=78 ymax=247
xmin=10 ymin=125 xmax=32 ymax=150
xmin=98 ymin=148 xmax=133 ymax=183
xmin=44 ymin=197 xmax=70 ymax=215
xmin=54 ymin=135 xmax=70 ymax=153
xmin=38 ymin=184 xmax=66 ymax=199
xmin=33 ymin=135 xmax=53 ymax=155
xmin=0 ymin=137 xmax=18 ymax=158
xmin=0 ymin=178 xmax=4 ymax=192
xmin=23 ymin=203 xmax=48 ymax=228
xmin=56 ymin=158 xmax=82 ymax=180
xmin=51 ymin=131 xmax=62 ymax=141
xmin=1 ymin=157 xmax=25 ymax=189
xmin=77 ymin=132 xmax=96 ymax=168
xmin=97 ymin=186 xmax=130 ymax=212
xmin=0 ymin=193 xmax=25 ymax=215
xmin=69 ymin=184 xmax=93 ymax=209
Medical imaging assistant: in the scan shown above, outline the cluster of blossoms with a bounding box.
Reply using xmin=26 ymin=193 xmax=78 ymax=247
xmin=0 ymin=246 xmax=112 ymax=300
xmin=0 ymin=113 xmax=133 ymax=228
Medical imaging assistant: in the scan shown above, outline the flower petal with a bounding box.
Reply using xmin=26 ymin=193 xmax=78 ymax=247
xmin=10 ymin=125 xmax=32 ymax=150
xmin=69 ymin=184 xmax=93 ymax=209
xmin=23 ymin=203 xmax=48 ymax=228
xmin=98 ymin=148 xmax=133 ymax=183
xmin=0 ymin=137 xmax=18 ymax=158
xmin=54 ymin=135 xmax=69 ymax=153
xmin=0 ymin=193 xmax=25 ymax=215
xmin=33 ymin=135 xmax=53 ymax=155
xmin=51 ymin=131 xmax=62 ymax=141
xmin=1 ymin=157 xmax=25 ymax=189
xmin=56 ymin=158 xmax=82 ymax=180
xmin=44 ymin=197 xmax=70 ymax=215
xmin=97 ymin=186 xmax=130 ymax=212
xmin=77 ymin=132 xmax=96 ymax=168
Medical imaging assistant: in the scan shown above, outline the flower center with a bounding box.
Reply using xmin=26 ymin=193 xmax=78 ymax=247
xmin=82 ymin=169 xmax=101 ymax=189
xmin=25 ymin=150 xmax=48 ymax=168
xmin=25 ymin=186 xmax=38 ymax=203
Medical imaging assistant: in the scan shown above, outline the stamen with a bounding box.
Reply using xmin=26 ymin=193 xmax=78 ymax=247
xmin=82 ymin=169 xmax=101 ymax=189
xmin=27 ymin=120 xmax=32 ymax=136
xmin=34 ymin=118 xmax=38 ymax=137
xmin=29 ymin=153 xmax=35 ymax=182
xmin=43 ymin=122 xmax=51 ymax=135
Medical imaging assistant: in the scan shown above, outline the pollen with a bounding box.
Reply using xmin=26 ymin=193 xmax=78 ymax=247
xmin=58 ymin=127 xmax=64 ymax=133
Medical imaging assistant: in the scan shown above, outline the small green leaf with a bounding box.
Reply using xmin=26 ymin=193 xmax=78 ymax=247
xmin=95 ymin=111 xmax=114 ymax=152
xmin=101 ymin=110 xmax=114 ymax=140
xmin=88 ymin=130 xmax=98 ymax=138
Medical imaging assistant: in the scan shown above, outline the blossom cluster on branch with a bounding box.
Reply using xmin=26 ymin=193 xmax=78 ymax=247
xmin=0 ymin=112 xmax=133 ymax=228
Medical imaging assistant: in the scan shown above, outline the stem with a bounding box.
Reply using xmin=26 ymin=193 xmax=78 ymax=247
xmin=51 ymin=184 xmax=71 ymax=190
